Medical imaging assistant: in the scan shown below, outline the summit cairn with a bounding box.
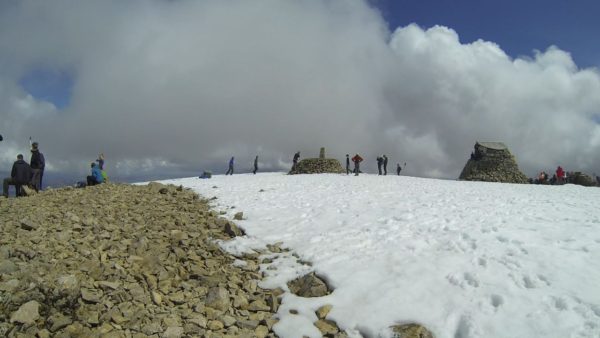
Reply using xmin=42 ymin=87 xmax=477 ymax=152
xmin=289 ymin=147 xmax=344 ymax=175
xmin=459 ymin=142 xmax=528 ymax=183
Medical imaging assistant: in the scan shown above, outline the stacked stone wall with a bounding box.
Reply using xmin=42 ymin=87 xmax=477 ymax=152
xmin=459 ymin=144 xmax=528 ymax=184
xmin=289 ymin=158 xmax=344 ymax=175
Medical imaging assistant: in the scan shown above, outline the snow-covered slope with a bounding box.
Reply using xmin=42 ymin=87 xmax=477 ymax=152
xmin=159 ymin=173 xmax=600 ymax=338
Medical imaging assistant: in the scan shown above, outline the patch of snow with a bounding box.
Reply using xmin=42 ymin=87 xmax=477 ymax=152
xmin=157 ymin=173 xmax=600 ymax=338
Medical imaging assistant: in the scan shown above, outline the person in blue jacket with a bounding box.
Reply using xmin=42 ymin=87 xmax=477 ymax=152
xmin=226 ymin=157 xmax=234 ymax=175
xmin=87 ymin=162 xmax=104 ymax=186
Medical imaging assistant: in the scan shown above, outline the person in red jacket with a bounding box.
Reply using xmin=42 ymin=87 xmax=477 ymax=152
xmin=556 ymin=166 xmax=564 ymax=184
xmin=351 ymin=154 xmax=363 ymax=176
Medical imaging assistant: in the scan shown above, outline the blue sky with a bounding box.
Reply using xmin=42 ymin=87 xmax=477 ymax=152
xmin=371 ymin=0 xmax=600 ymax=68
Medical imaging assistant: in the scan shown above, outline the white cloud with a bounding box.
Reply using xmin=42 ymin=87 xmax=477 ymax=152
xmin=1 ymin=1 xmax=599 ymax=183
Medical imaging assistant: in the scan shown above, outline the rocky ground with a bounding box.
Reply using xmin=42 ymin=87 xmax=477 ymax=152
xmin=0 ymin=182 xmax=434 ymax=338
xmin=0 ymin=183 xmax=290 ymax=338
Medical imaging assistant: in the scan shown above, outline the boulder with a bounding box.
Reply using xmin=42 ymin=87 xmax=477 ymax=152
xmin=287 ymin=272 xmax=332 ymax=297
xmin=10 ymin=300 xmax=40 ymax=325
xmin=390 ymin=323 xmax=435 ymax=338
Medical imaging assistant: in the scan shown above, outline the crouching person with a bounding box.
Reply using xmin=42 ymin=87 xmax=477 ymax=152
xmin=3 ymin=154 xmax=32 ymax=197
xmin=87 ymin=162 xmax=104 ymax=186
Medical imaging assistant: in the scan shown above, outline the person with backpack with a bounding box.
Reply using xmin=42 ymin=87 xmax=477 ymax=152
xmin=377 ymin=156 xmax=383 ymax=175
xmin=226 ymin=157 xmax=234 ymax=175
xmin=29 ymin=142 xmax=45 ymax=192
xmin=253 ymin=155 xmax=259 ymax=175
xmin=352 ymin=154 xmax=363 ymax=176
xmin=3 ymin=154 xmax=32 ymax=197
xmin=87 ymin=162 xmax=104 ymax=186
xmin=397 ymin=163 xmax=402 ymax=175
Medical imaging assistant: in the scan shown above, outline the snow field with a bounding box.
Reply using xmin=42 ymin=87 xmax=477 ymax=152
xmin=160 ymin=173 xmax=600 ymax=338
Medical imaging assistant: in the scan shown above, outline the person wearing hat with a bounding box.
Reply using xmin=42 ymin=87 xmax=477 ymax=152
xmin=29 ymin=142 xmax=45 ymax=192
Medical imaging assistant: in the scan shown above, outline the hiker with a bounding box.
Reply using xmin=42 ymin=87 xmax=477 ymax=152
xmin=383 ymin=155 xmax=388 ymax=175
xmin=345 ymin=154 xmax=350 ymax=175
xmin=226 ymin=157 xmax=234 ymax=175
xmin=397 ymin=163 xmax=402 ymax=175
xmin=292 ymin=151 xmax=300 ymax=171
xmin=3 ymin=154 xmax=32 ymax=197
xmin=377 ymin=156 xmax=383 ymax=175
xmin=87 ymin=162 xmax=104 ymax=186
xmin=352 ymin=154 xmax=363 ymax=176
xmin=556 ymin=166 xmax=564 ymax=184
xmin=97 ymin=153 xmax=105 ymax=170
xmin=253 ymin=155 xmax=258 ymax=175
xmin=29 ymin=142 xmax=45 ymax=192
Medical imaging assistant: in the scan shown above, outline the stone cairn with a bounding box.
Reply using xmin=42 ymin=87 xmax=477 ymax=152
xmin=289 ymin=147 xmax=344 ymax=175
xmin=459 ymin=142 xmax=528 ymax=184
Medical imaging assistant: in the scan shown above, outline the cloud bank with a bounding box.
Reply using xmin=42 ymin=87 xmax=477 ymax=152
xmin=1 ymin=0 xmax=599 ymax=183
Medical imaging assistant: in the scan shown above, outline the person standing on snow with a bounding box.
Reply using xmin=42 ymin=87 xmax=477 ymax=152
xmin=556 ymin=166 xmax=564 ymax=184
xmin=292 ymin=151 xmax=300 ymax=171
xmin=345 ymin=154 xmax=350 ymax=175
xmin=253 ymin=155 xmax=258 ymax=175
xmin=396 ymin=163 xmax=402 ymax=175
xmin=377 ymin=156 xmax=383 ymax=175
xmin=226 ymin=157 xmax=234 ymax=175
xmin=352 ymin=154 xmax=363 ymax=176
xmin=383 ymin=155 xmax=388 ymax=175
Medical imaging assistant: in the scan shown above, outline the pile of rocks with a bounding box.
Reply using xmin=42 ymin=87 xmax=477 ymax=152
xmin=459 ymin=142 xmax=528 ymax=184
xmin=0 ymin=183 xmax=281 ymax=337
xmin=289 ymin=148 xmax=344 ymax=175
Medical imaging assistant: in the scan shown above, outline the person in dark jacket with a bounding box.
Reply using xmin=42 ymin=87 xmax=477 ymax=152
xmin=383 ymin=155 xmax=388 ymax=175
xmin=292 ymin=152 xmax=300 ymax=171
xmin=3 ymin=154 xmax=32 ymax=197
xmin=253 ymin=155 xmax=258 ymax=175
xmin=29 ymin=142 xmax=45 ymax=191
xmin=345 ymin=154 xmax=350 ymax=175
xmin=397 ymin=163 xmax=402 ymax=176
xmin=226 ymin=157 xmax=234 ymax=175
xmin=352 ymin=154 xmax=363 ymax=176
xmin=376 ymin=156 xmax=383 ymax=175
xmin=87 ymin=162 xmax=104 ymax=186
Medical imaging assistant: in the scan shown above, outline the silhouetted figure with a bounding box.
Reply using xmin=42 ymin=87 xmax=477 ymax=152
xmin=383 ymin=155 xmax=388 ymax=175
xmin=396 ymin=163 xmax=402 ymax=176
xmin=352 ymin=154 xmax=363 ymax=176
xmin=226 ymin=157 xmax=234 ymax=175
xmin=29 ymin=142 xmax=45 ymax=191
xmin=346 ymin=154 xmax=350 ymax=175
xmin=377 ymin=156 xmax=383 ymax=175
xmin=292 ymin=152 xmax=300 ymax=171
xmin=253 ymin=155 xmax=258 ymax=175
xmin=3 ymin=154 xmax=32 ymax=197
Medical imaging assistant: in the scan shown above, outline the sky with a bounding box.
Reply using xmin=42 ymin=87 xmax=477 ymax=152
xmin=1 ymin=0 xmax=600 ymax=185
